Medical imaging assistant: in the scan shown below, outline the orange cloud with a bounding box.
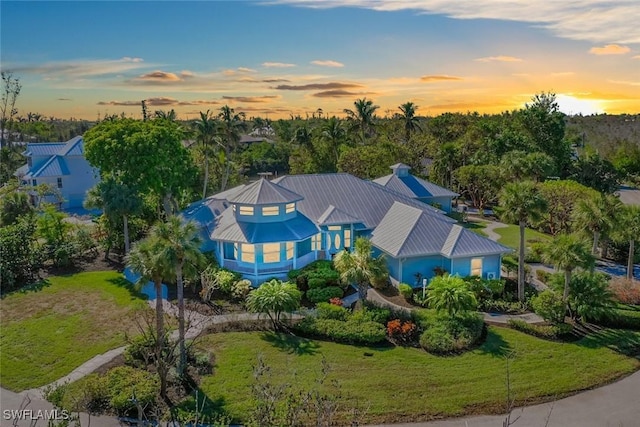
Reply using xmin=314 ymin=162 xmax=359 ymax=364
xmin=98 ymin=97 xmax=220 ymax=106
xmin=221 ymin=95 xmax=280 ymax=103
xmin=139 ymin=71 xmax=182 ymax=81
xmin=311 ymin=60 xmax=344 ymax=67
xmin=475 ymin=56 xmax=523 ymax=62
xmin=420 ymin=75 xmax=463 ymax=82
xmin=275 ymin=82 xmax=362 ymax=90
xmin=589 ymin=44 xmax=631 ymax=55
xmin=312 ymin=90 xmax=364 ymax=98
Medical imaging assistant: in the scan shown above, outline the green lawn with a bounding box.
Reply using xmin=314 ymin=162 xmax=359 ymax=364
xmin=197 ymin=328 xmax=640 ymax=425
xmin=462 ymin=218 xmax=489 ymax=237
xmin=494 ymin=224 xmax=551 ymax=249
xmin=0 ymin=271 xmax=148 ymax=391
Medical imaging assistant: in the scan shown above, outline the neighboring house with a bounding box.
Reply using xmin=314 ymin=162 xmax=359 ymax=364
xmin=373 ymin=163 xmax=458 ymax=213
xmin=16 ymin=136 xmax=99 ymax=209
xmin=183 ymin=170 xmax=510 ymax=287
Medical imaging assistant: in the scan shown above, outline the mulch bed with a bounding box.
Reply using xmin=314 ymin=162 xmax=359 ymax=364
xmin=376 ymin=286 xmax=415 ymax=309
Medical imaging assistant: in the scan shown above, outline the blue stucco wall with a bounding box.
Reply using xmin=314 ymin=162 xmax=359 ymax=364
xmin=451 ymin=254 xmax=502 ymax=279
xmin=63 ymin=156 xmax=100 ymax=208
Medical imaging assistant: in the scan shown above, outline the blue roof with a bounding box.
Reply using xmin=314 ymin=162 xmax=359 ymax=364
xmin=57 ymin=136 xmax=84 ymax=156
xmin=24 ymin=156 xmax=70 ymax=178
xmin=23 ymin=143 xmax=66 ymax=157
xmin=210 ymin=208 xmax=319 ymax=244
xmin=373 ymin=174 xmax=459 ymax=198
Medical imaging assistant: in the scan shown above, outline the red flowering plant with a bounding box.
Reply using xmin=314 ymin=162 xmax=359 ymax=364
xmin=329 ymin=297 xmax=343 ymax=306
xmin=386 ymin=319 xmax=418 ymax=345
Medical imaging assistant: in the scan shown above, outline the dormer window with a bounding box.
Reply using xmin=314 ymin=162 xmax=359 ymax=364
xmin=286 ymin=203 xmax=295 ymax=214
xmin=239 ymin=206 xmax=254 ymax=216
xmin=262 ymin=206 xmax=279 ymax=216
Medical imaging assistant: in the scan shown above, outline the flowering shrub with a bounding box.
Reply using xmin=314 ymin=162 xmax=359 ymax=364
xmin=609 ymin=278 xmax=640 ymax=305
xmin=386 ymin=319 xmax=418 ymax=345
xmin=329 ymin=297 xmax=343 ymax=306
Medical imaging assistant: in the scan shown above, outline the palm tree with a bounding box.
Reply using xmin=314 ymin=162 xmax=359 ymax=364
xmin=194 ymin=110 xmax=218 ymax=199
xmin=333 ymin=237 xmax=388 ymax=303
xmin=542 ymin=234 xmax=594 ymax=304
xmin=572 ymin=194 xmax=619 ymax=256
xmin=398 ymin=102 xmax=422 ymax=141
xmin=0 ymin=190 xmax=33 ymax=226
xmin=426 ymin=275 xmax=477 ymax=317
xmin=126 ymin=237 xmax=170 ymax=397
xmin=616 ymin=205 xmax=640 ymax=280
xmin=154 ymin=109 xmax=177 ymax=121
xmin=217 ymin=105 xmax=247 ymax=191
xmin=85 ymin=177 xmax=142 ymax=256
xmin=498 ymin=181 xmax=548 ymax=301
xmin=245 ymin=279 xmax=302 ymax=330
xmin=343 ymin=98 xmax=379 ymax=142
xmin=320 ymin=116 xmax=347 ymax=167
xmin=151 ymin=216 xmax=206 ymax=374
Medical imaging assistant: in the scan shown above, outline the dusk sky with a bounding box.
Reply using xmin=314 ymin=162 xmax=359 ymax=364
xmin=1 ymin=0 xmax=639 ymax=120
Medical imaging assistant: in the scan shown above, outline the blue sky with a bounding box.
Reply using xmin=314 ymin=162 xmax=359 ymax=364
xmin=1 ymin=1 xmax=639 ymax=119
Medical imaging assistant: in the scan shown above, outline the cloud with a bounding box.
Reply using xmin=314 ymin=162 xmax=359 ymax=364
xmin=550 ymin=71 xmax=575 ymax=76
xmin=98 ymin=97 xmax=220 ymax=106
xmin=274 ymin=82 xmax=363 ymax=90
xmin=262 ymin=62 xmax=296 ymax=68
xmin=262 ymin=78 xmax=291 ymax=83
xmin=268 ymin=1 xmax=640 ymax=44
xmin=139 ymin=71 xmax=182 ymax=81
xmin=4 ymin=57 xmax=151 ymax=78
xmin=420 ymin=75 xmax=463 ymax=82
xmin=223 ymin=67 xmax=257 ymax=76
xmin=311 ymin=60 xmax=344 ymax=67
xmin=609 ymin=80 xmax=640 ymax=86
xmin=57 ymin=98 xmax=72 ymax=101
xmin=634 ymin=55 xmax=640 ymax=59
xmin=221 ymin=95 xmax=281 ymax=103
xmin=312 ymin=90 xmax=363 ymax=98
xmin=475 ymin=55 xmax=523 ymax=62
xmin=589 ymin=44 xmax=631 ymax=55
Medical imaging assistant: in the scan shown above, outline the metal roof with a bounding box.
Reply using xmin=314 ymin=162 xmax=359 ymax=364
xmin=371 ymin=202 xmax=511 ymax=258
xmin=317 ymin=205 xmax=361 ymax=226
xmin=227 ymin=178 xmax=303 ymax=205
xmin=209 ymin=208 xmax=318 ymax=244
xmin=23 ymin=143 xmax=66 ymax=157
xmin=57 ymin=136 xmax=84 ymax=156
xmin=373 ymin=174 xmax=459 ymax=198
xmin=24 ymin=156 xmax=70 ymax=178
xmin=272 ymin=173 xmax=450 ymax=230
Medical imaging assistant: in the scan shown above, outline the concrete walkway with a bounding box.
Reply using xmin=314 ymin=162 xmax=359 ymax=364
xmin=369 ymin=369 xmax=640 ymax=427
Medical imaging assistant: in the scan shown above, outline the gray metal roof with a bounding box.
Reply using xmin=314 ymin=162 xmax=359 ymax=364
xmin=227 ymin=178 xmax=303 ymax=205
xmin=373 ymin=174 xmax=459 ymax=198
xmin=210 ymin=208 xmax=318 ymax=244
xmin=317 ymin=205 xmax=361 ymax=226
xmin=371 ymin=202 xmax=511 ymax=258
xmin=272 ymin=173 xmax=450 ymax=230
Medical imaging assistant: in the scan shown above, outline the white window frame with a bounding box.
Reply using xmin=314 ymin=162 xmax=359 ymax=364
xmin=312 ymin=233 xmax=322 ymax=251
xmin=239 ymin=206 xmax=254 ymax=216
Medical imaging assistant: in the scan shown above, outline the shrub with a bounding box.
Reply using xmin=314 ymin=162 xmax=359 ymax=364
xmin=123 ymin=334 xmax=156 ymax=368
xmin=316 ymin=302 xmax=349 ymax=321
xmin=531 ymin=290 xmax=566 ymax=324
xmin=307 ymin=277 xmax=327 ymax=290
xmin=569 ymin=272 xmax=615 ymax=322
xmin=412 ymin=291 xmax=429 ymax=307
xmin=246 ymin=279 xmax=302 ymax=329
xmin=296 ymin=317 xmax=386 ymax=345
xmin=427 ymin=275 xmax=477 ymax=316
xmin=536 ymin=269 xmax=552 ymax=283
xmin=387 ymin=319 xmax=418 ymax=345
xmin=306 ymin=286 xmax=343 ymax=304
xmin=597 ymin=309 xmax=640 ymax=330
xmin=201 ymin=267 xmax=241 ymax=299
xmin=398 ymin=283 xmax=413 ymax=300
xmin=287 ymin=269 xmax=302 ymax=282
xmin=419 ymin=313 xmax=484 ymax=354
xmin=351 ymin=306 xmax=391 ymax=324
xmin=231 ymin=279 xmax=252 ymax=300
xmin=103 ymin=366 xmax=158 ymax=415
xmin=609 ymin=278 xmax=640 ymax=305
xmin=329 ymin=297 xmax=343 ymax=306
xmin=508 ymin=319 xmax=573 ymax=340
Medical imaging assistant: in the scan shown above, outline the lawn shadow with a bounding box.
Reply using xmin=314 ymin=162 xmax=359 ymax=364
xmin=107 ymin=277 xmax=149 ymax=301
xmin=477 ymin=327 xmax=512 ymax=357
xmin=261 ymin=331 xmax=321 ymax=356
xmin=574 ymin=324 xmax=640 ymax=358
xmin=171 ymin=384 xmax=230 ymax=425
xmin=1 ymin=279 xmax=52 ymax=298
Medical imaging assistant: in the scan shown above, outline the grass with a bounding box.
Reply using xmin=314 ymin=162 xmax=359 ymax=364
xmin=196 ymin=327 xmax=640 ymax=425
xmin=494 ymin=224 xmax=551 ymax=250
xmin=0 ymin=271 xmax=148 ymax=391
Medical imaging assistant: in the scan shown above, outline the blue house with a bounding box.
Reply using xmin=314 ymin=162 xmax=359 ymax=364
xmin=185 ymin=170 xmax=510 ymax=287
xmin=16 ymin=136 xmax=99 ymax=210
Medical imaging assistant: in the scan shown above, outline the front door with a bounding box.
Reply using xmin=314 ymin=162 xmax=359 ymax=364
xmin=327 ymin=227 xmax=342 ymax=255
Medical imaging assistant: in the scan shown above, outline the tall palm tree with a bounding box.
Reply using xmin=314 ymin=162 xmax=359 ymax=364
xmin=542 ymin=234 xmax=594 ymax=309
xmin=126 ymin=237 xmax=170 ymax=397
xmin=194 ymin=110 xmax=218 ymax=199
xmin=151 ymin=216 xmax=206 ymax=374
xmin=343 ymin=98 xmax=379 ymax=142
xmin=333 ymin=237 xmax=388 ymax=303
xmin=616 ymin=205 xmax=640 ymax=280
xmin=154 ymin=109 xmax=177 ymax=121
xmin=217 ymin=105 xmax=247 ymax=191
xmin=498 ymin=181 xmax=548 ymax=301
xmin=320 ymin=117 xmax=347 ymax=167
xmin=398 ymin=102 xmax=422 ymax=142
xmin=572 ymin=194 xmax=619 ymax=256
xmin=85 ymin=177 xmax=142 ymax=256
